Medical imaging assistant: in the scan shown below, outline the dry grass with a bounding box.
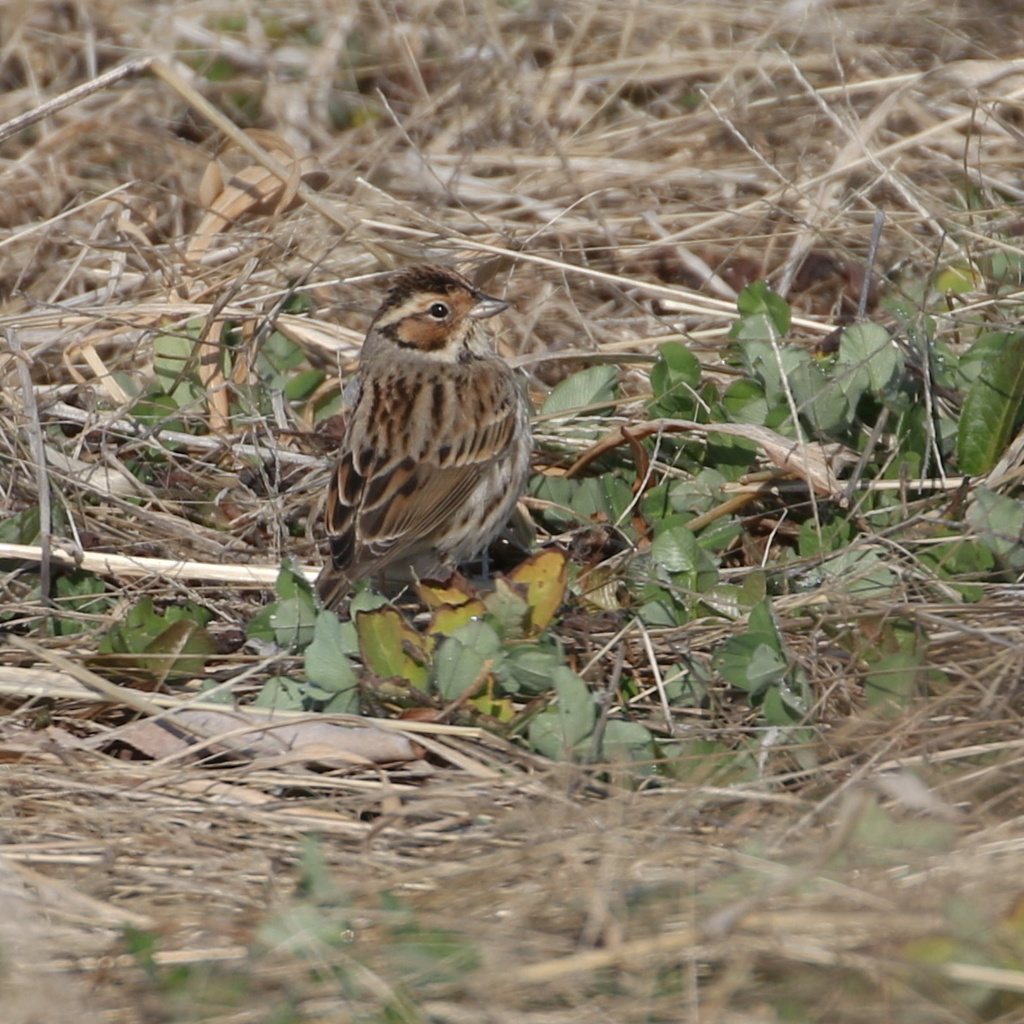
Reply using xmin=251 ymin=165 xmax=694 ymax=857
xmin=3 ymin=1 xmax=1024 ymax=1021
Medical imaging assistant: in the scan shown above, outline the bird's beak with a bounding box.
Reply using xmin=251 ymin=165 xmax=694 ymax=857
xmin=469 ymin=293 xmax=511 ymax=319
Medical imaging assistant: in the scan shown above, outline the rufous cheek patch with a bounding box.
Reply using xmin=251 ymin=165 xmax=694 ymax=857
xmin=395 ymin=316 xmax=452 ymax=351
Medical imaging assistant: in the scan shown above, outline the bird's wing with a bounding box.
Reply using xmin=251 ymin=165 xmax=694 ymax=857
xmin=318 ymin=371 xmax=519 ymax=596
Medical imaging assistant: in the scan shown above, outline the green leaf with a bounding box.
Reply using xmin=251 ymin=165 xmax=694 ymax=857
xmin=761 ymin=675 xmax=811 ymax=726
xmin=131 ymin=390 xmax=191 ymax=434
xmin=96 ymin=597 xmax=215 ymax=683
xmin=275 ymin=560 xmax=316 ymax=601
xmin=153 ymin=326 xmax=204 ymax=408
xmin=530 ymin=474 xmax=635 ymax=529
xmin=956 ymin=331 xmax=1013 ymax=387
xmin=270 ymin=562 xmax=319 ymax=651
xmin=886 ymin=403 xmax=932 ymax=479
xmin=652 ymin=341 xmax=700 ymax=388
xmin=284 ymin=368 xmax=326 ymax=402
xmin=741 ymin=339 xmax=806 ymax=401
xmin=737 ymin=570 xmax=768 ymax=607
xmin=304 ymin=611 xmax=360 ymax=712
xmin=698 ymin=580 xmax=760 ymax=620
xmin=481 ymin=578 xmax=532 ymax=638
xmin=966 ymin=487 xmax=1024 ymax=570
xmin=541 ymin=365 xmax=618 ymax=416
xmin=257 ymin=329 xmax=308 ymax=383
xmin=935 ymin=263 xmax=978 ymax=295
xmin=271 ymin=596 xmax=318 ymax=652
xmin=54 ymin=569 xmax=108 ymax=610
xmin=142 ymin=620 xmax=215 ymax=683
xmin=338 ymin=589 xmax=389 ymax=654
xmin=662 ymin=662 xmax=711 ymax=706
xmin=729 ymin=280 xmax=791 ymax=340
xmin=502 ymin=643 xmax=567 ymax=696
xmin=746 ymin=597 xmax=779 ymax=639
xmin=99 ymin=597 xmax=164 ymax=655
xmin=819 ymin=546 xmax=898 ymax=600
xmin=251 ymin=675 xmax=307 ymax=710
xmin=0 ymin=506 xmax=40 ymax=545
xmin=915 ymin=535 xmax=991 ymax=601
xmin=649 ymin=517 xmax=718 ymax=590
xmin=863 ymin=620 xmax=925 ymax=713
xmin=663 ymin=739 xmax=757 ymax=784
xmin=384 ymin=900 xmax=481 ymax=983
xmin=650 ymin=341 xmax=701 ymax=414
xmin=197 ymin=678 xmax=234 ymax=704
xmin=704 ymin=431 xmax=758 ymax=481
xmin=527 ymin=667 xmax=597 ymax=760
xmin=725 ymin=641 xmax=789 ymax=693
xmin=667 ymin=468 xmax=727 ymax=516
xmin=431 ymin=620 xmax=503 ymax=701
xmin=789 ymin=357 xmax=848 ymax=433
xmin=246 ymin=603 xmax=276 ymax=644
xmin=695 ymin=517 xmax=743 ymax=555
xmin=713 ymin=598 xmax=790 ymax=697
xmin=838 ymin=323 xmax=903 ymax=396
xmin=164 ymin=602 xmax=212 ymax=627
xmin=356 ymin=607 xmax=430 ymax=689
xmin=271 ymin=596 xmax=318 ymax=651
xmin=637 ymin=587 xmax=687 ymax=627
xmin=852 ymin=800 xmax=956 ymax=855
xmin=722 ymin=378 xmax=769 ymax=424
xmin=598 ymin=719 xmax=656 ymax=763
xmin=957 ymin=332 xmax=1024 ymax=474
xmin=864 ymin=652 xmax=923 ymax=712
xmin=798 ymin=518 xmax=854 ymax=558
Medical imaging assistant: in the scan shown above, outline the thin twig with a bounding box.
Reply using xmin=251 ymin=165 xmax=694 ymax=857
xmin=858 ymin=209 xmax=886 ymax=320
xmin=0 ymin=542 xmax=314 ymax=586
xmin=5 ymin=329 xmax=52 ymax=606
xmin=0 ymin=57 xmax=155 ymax=144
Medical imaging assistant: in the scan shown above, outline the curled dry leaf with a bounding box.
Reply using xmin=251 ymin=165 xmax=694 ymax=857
xmin=181 ymin=129 xmax=329 ymax=429
xmin=566 ymin=418 xmax=857 ymax=502
xmin=188 ymin=128 xmax=330 ymax=267
xmin=117 ymin=708 xmax=422 ymax=766
xmin=935 ymin=58 xmax=1024 ymax=92
xmin=872 ymin=769 xmax=963 ymax=822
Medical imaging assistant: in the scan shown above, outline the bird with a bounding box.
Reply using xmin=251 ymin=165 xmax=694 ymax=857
xmin=315 ymin=264 xmax=532 ymax=609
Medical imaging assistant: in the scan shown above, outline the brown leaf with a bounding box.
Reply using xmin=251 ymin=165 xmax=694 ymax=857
xmin=179 ymin=709 xmax=422 ymax=764
xmin=186 ymin=130 xmax=329 ymax=269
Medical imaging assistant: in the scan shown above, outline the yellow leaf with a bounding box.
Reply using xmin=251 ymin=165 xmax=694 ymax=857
xmin=356 ymin=607 xmax=432 ymax=689
xmin=429 ymin=599 xmax=487 ymax=637
xmin=935 ymin=264 xmax=979 ymax=295
xmin=471 ymin=693 xmax=516 ymax=722
xmin=506 ymin=548 xmax=569 ymax=633
xmin=415 ymin=576 xmax=478 ymax=611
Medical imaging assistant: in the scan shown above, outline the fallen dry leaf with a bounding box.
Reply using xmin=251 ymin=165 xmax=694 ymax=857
xmin=115 ymin=708 xmax=422 ymax=766
xmin=566 ymin=418 xmax=857 ymax=501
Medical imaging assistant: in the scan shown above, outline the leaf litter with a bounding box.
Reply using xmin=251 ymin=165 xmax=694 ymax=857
xmin=2 ymin=1 xmax=1024 ymax=1021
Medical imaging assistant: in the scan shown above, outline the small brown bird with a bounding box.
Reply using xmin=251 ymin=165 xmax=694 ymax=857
xmin=316 ymin=265 xmax=532 ymax=608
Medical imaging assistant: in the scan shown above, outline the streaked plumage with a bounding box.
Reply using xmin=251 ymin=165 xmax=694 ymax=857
xmin=316 ymin=265 xmax=532 ymax=609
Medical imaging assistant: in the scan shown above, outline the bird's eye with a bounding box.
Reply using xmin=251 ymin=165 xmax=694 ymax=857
xmin=427 ymin=302 xmax=450 ymax=319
